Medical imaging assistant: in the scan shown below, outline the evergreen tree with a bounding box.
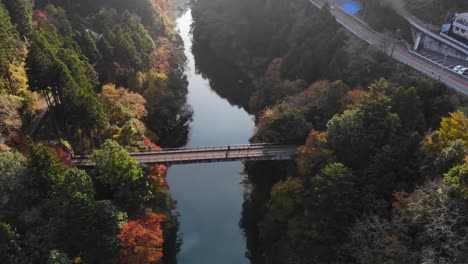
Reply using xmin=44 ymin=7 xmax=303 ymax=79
xmin=4 ymin=0 xmax=33 ymax=37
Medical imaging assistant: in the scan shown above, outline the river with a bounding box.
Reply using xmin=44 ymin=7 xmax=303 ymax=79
xmin=166 ymin=10 xmax=254 ymax=263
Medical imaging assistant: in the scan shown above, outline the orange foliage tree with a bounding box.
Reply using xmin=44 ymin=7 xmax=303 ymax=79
xmin=117 ymin=212 xmax=165 ymax=264
xmin=148 ymin=165 xmax=169 ymax=191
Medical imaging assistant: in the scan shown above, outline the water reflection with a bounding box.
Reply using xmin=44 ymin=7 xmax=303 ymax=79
xmin=192 ymin=41 xmax=253 ymax=113
xmin=166 ymin=10 xmax=254 ymax=264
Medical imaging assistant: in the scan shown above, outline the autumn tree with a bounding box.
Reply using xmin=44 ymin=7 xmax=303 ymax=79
xmin=249 ymin=76 xmax=300 ymax=113
xmin=0 ymin=94 xmax=21 ymax=137
xmin=259 ymin=178 xmax=304 ymax=251
xmin=99 ymin=84 xmax=148 ymax=147
xmin=117 ymin=212 xmax=165 ymax=264
xmin=439 ymin=111 xmax=468 ymax=147
xmin=253 ymin=109 xmax=312 ymax=144
xmin=297 ymin=131 xmax=335 ymax=177
xmin=302 ymin=81 xmax=350 ymax=130
xmin=0 ymin=4 xmax=21 ymax=94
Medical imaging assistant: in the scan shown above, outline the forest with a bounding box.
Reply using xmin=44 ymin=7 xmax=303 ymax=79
xmin=0 ymin=0 xmax=188 ymax=263
xmin=191 ymin=0 xmax=468 ymax=263
xmin=1 ymin=0 xmax=468 ymax=263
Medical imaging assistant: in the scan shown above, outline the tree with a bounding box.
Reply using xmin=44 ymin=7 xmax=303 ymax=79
xmin=260 ymin=178 xmax=304 ymax=249
xmin=297 ymin=131 xmax=335 ymax=177
xmin=435 ymin=139 xmax=467 ymax=173
xmin=249 ymin=76 xmax=300 ymax=113
xmin=27 ymin=145 xmax=68 ymax=199
xmin=117 ymin=212 xmax=165 ymax=264
xmin=3 ymin=0 xmax=33 ymax=37
xmin=391 ymin=86 xmax=426 ymax=132
xmin=397 ymin=180 xmax=468 ymax=263
xmin=302 ymin=81 xmax=350 ymax=130
xmin=327 ymin=79 xmax=400 ymax=168
xmin=341 ymin=215 xmax=415 ymax=263
xmin=55 ymin=168 xmax=95 ymax=200
xmin=253 ymin=111 xmax=312 ymax=144
xmin=52 ymin=191 xmax=97 ymax=261
xmin=0 ymin=222 xmax=22 ymax=263
xmin=439 ymin=111 xmax=468 ymax=147
xmin=74 ymin=26 xmax=101 ymax=64
xmin=0 ymin=151 xmax=26 ymax=210
xmin=50 ymin=168 xmax=125 ymax=263
xmin=27 ymin=27 xmax=108 ymax=131
xmin=100 ymin=84 xmax=147 ymax=125
xmin=0 ymin=4 xmax=21 ymax=93
xmin=444 ymin=163 xmax=468 ymax=199
xmin=293 ymin=162 xmax=357 ymax=261
xmin=91 ymin=140 xmax=146 ymax=215
xmin=0 ymin=94 xmax=22 ymax=136
xmin=46 ymin=250 xmax=73 ymax=264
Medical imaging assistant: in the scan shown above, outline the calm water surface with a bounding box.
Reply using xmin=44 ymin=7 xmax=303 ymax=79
xmin=166 ymin=10 xmax=254 ymax=263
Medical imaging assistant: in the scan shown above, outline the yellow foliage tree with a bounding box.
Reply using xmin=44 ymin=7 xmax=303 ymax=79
xmin=439 ymin=111 xmax=468 ymax=147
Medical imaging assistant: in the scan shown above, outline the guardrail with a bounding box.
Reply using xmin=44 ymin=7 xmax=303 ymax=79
xmin=408 ymin=49 xmax=468 ymax=80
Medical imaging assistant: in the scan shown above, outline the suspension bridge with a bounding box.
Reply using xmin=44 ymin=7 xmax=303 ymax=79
xmin=72 ymin=144 xmax=299 ymax=167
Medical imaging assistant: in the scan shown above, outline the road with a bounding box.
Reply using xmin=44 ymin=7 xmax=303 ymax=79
xmin=72 ymin=144 xmax=299 ymax=167
xmin=309 ymin=0 xmax=468 ymax=95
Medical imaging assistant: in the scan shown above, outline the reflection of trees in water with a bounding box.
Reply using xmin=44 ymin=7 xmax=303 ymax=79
xmin=240 ymin=161 xmax=292 ymax=263
xmin=192 ymin=40 xmax=254 ymax=114
xmin=146 ymin=72 xmax=193 ymax=148
xmin=147 ymin=103 xmax=192 ymax=148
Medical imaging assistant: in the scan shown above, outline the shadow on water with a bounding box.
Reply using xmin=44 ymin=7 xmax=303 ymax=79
xmin=192 ymin=39 xmax=254 ymax=114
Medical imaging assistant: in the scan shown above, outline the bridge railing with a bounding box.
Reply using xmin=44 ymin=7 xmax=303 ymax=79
xmin=72 ymin=143 xmax=278 ymax=159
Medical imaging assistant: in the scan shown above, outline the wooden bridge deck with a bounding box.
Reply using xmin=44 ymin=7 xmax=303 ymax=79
xmin=72 ymin=144 xmax=299 ymax=167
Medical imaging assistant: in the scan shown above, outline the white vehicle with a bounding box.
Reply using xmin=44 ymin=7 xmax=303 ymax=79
xmin=457 ymin=68 xmax=468 ymax=75
xmin=453 ymin=65 xmax=464 ymax=71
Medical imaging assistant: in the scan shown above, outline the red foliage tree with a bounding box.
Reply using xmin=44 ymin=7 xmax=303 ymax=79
xmin=43 ymin=144 xmax=73 ymax=167
xmin=143 ymin=137 xmax=162 ymax=151
xmin=33 ymin=10 xmax=49 ymax=22
xmin=117 ymin=212 xmax=165 ymax=264
xmin=153 ymin=0 xmax=168 ymax=13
